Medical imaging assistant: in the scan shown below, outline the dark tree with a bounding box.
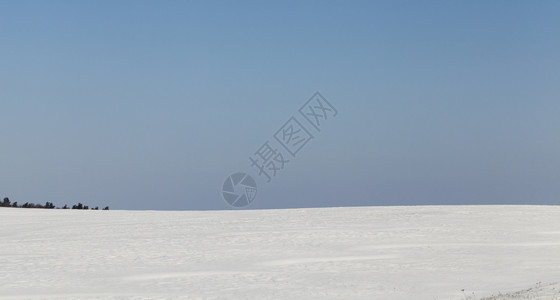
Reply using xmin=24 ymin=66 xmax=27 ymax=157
xmin=3 ymin=198 xmax=109 ymax=211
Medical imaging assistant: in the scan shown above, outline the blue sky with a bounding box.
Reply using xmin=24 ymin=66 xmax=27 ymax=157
xmin=1 ymin=1 xmax=559 ymax=210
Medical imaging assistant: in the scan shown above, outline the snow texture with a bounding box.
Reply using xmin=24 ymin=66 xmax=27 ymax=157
xmin=1 ymin=205 xmax=559 ymax=299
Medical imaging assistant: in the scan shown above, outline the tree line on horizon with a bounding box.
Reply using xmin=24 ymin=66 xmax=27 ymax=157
xmin=1 ymin=197 xmax=109 ymax=210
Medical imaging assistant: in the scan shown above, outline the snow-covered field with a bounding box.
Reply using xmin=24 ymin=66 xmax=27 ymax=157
xmin=1 ymin=205 xmax=559 ymax=299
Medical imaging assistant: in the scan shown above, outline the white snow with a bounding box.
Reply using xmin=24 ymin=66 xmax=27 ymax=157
xmin=1 ymin=205 xmax=560 ymax=299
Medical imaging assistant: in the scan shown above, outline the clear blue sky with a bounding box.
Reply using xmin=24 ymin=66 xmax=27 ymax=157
xmin=1 ymin=1 xmax=559 ymax=210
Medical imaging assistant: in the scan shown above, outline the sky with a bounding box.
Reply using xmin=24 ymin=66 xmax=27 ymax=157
xmin=1 ymin=1 xmax=559 ymax=210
